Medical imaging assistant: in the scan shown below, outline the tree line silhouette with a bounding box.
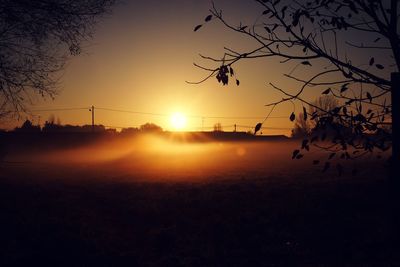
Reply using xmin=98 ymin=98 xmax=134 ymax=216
xmin=9 ymin=120 xmax=163 ymax=134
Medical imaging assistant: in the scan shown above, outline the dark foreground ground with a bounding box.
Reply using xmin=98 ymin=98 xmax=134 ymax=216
xmin=0 ymin=139 xmax=399 ymax=266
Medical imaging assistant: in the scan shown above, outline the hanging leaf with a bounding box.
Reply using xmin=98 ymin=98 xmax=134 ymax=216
xmin=292 ymin=149 xmax=300 ymax=159
xmin=366 ymin=92 xmax=372 ymax=102
xmin=236 ymin=79 xmax=240 ymax=86
xmin=292 ymin=17 xmax=299 ymax=27
xmin=281 ymin=6 xmax=287 ymax=18
xmin=332 ymin=107 xmax=341 ymax=114
xmin=303 ymin=107 xmax=307 ymax=120
xmin=343 ymin=72 xmax=352 ymax=78
xmin=369 ymin=57 xmax=374 ymax=66
xmin=229 ymin=66 xmax=234 ymax=76
xmin=205 ymin=15 xmax=213 ymax=22
xmin=343 ymin=106 xmax=347 ymax=115
xmin=322 ymin=88 xmax=331 ymax=94
xmin=296 ymin=154 xmax=304 ymax=159
xmin=340 ymin=83 xmax=349 ymax=93
xmin=290 ymin=112 xmax=295 ymax=121
xmin=368 ymin=112 xmax=374 ymax=121
xmin=254 ymin=122 xmax=262 ymax=135
xmin=376 ymin=64 xmax=384 ymax=69
xmin=301 ymin=139 xmax=309 ymax=149
xmin=194 ymin=24 xmax=202 ymax=32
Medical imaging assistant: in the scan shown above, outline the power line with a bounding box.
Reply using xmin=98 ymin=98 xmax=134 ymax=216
xmin=96 ymin=107 xmax=168 ymax=117
xmin=96 ymin=107 xmax=287 ymax=120
xmin=31 ymin=107 xmax=89 ymax=112
xmin=236 ymin=124 xmax=292 ymax=130
xmin=197 ymin=115 xmax=287 ymax=120
xmin=29 ymin=106 xmax=289 ymax=120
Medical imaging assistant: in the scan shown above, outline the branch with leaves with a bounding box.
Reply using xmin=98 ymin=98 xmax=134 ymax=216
xmin=191 ymin=0 xmax=398 ymax=174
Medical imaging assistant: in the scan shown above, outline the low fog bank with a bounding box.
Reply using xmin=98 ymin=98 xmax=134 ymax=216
xmin=2 ymin=132 xmax=388 ymax=183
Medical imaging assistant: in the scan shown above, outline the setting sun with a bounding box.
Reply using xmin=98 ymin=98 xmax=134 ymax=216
xmin=170 ymin=112 xmax=187 ymax=130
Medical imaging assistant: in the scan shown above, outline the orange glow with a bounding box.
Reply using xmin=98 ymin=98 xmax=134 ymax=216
xmin=14 ymin=2 xmax=309 ymax=136
xmin=14 ymin=135 xmax=308 ymax=182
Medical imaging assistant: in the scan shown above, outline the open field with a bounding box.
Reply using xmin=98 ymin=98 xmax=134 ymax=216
xmin=0 ymin=136 xmax=398 ymax=266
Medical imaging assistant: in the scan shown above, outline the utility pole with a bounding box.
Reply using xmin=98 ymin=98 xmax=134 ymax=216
xmin=90 ymin=105 xmax=95 ymax=132
xmin=392 ymin=73 xmax=399 ymax=173
xmin=390 ymin=72 xmax=400 ymax=230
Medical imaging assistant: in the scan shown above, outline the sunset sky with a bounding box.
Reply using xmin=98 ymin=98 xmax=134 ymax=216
xmin=11 ymin=0 xmax=391 ymax=135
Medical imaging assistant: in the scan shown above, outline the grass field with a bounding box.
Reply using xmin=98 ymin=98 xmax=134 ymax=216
xmin=1 ymin=137 xmax=398 ymax=266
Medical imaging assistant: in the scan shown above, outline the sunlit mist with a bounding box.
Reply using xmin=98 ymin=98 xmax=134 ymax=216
xmin=5 ymin=134 xmax=327 ymax=182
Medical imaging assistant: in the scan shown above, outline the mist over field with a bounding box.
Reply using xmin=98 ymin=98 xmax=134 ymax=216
xmin=3 ymin=134 xmax=386 ymax=183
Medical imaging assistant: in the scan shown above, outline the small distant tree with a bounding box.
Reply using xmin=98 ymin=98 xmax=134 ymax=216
xmin=292 ymin=95 xmax=339 ymax=138
xmin=140 ymin=123 xmax=163 ymax=133
xmin=42 ymin=120 xmax=61 ymax=133
xmin=292 ymin=112 xmax=312 ymax=138
xmin=14 ymin=120 xmax=41 ymax=133
xmin=48 ymin=114 xmax=56 ymax=125
xmin=213 ymin=122 xmax=223 ymax=132
xmin=121 ymin=127 xmax=140 ymax=135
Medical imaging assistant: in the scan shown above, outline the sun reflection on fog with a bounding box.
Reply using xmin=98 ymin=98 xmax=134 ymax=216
xmin=236 ymin=147 xmax=246 ymax=157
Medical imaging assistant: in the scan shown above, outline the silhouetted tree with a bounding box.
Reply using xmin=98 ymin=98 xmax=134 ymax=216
xmin=192 ymin=0 xmax=398 ymax=175
xmin=0 ymin=0 xmax=116 ymax=116
xmin=293 ymin=95 xmax=339 ymax=138
xmin=292 ymin=112 xmax=311 ymax=138
xmin=42 ymin=120 xmax=62 ymax=133
xmin=213 ymin=122 xmax=223 ymax=132
xmin=121 ymin=127 xmax=140 ymax=135
xmin=140 ymin=123 xmax=163 ymax=133
xmin=14 ymin=119 xmax=41 ymax=133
